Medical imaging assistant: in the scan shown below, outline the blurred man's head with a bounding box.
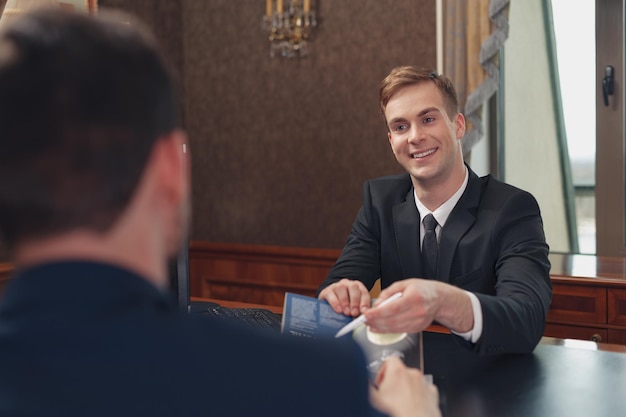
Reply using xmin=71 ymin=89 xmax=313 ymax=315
xmin=0 ymin=8 xmax=186 ymax=256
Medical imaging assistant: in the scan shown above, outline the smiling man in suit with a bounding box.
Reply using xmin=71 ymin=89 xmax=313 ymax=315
xmin=318 ymin=66 xmax=552 ymax=357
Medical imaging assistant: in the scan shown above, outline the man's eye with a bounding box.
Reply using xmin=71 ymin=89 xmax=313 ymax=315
xmin=423 ymin=117 xmax=435 ymax=124
xmin=393 ymin=124 xmax=408 ymax=132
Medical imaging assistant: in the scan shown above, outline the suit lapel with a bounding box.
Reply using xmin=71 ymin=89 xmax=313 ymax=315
xmin=437 ymin=169 xmax=482 ymax=282
xmin=392 ymin=188 xmax=422 ymax=279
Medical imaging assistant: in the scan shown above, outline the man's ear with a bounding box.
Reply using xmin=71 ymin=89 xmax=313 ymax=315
xmin=152 ymin=129 xmax=190 ymax=206
xmin=455 ymin=113 xmax=466 ymax=139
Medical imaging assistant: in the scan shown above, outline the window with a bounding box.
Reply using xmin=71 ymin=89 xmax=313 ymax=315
xmin=551 ymin=0 xmax=596 ymax=254
xmin=500 ymin=0 xmax=618 ymax=255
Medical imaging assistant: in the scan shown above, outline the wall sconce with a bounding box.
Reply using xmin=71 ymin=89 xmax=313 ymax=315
xmin=262 ymin=0 xmax=317 ymax=59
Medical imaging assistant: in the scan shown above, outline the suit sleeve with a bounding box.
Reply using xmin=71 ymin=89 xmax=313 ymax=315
xmin=472 ymin=190 xmax=552 ymax=355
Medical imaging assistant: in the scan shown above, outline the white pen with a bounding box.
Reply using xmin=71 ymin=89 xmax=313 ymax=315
xmin=334 ymin=292 xmax=403 ymax=338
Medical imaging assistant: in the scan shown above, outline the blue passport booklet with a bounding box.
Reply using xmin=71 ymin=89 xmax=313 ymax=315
xmin=281 ymin=292 xmax=423 ymax=382
xmin=280 ymin=292 xmax=352 ymax=338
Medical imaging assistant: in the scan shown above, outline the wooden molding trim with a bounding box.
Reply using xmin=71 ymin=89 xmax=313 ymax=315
xmin=189 ymin=241 xmax=342 ymax=264
xmin=188 ymin=241 xmax=341 ymax=307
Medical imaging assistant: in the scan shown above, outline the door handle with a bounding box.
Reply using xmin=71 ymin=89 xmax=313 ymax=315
xmin=602 ymin=65 xmax=614 ymax=107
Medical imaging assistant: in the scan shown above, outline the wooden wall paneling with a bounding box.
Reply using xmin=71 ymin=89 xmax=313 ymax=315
xmin=189 ymin=241 xmax=341 ymax=307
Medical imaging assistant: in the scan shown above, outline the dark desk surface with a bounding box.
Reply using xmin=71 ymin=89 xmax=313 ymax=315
xmin=423 ymin=332 xmax=626 ymax=417
xmin=196 ymin=298 xmax=626 ymax=417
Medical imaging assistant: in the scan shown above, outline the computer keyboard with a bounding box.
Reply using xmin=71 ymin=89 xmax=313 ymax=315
xmin=200 ymin=306 xmax=283 ymax=332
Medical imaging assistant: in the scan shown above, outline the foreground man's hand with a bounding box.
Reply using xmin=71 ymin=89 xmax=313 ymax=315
xmin=370 ymin=357 xmax=441 ymax=417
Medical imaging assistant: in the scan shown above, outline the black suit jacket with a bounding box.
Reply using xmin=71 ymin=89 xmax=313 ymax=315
xmin=0 ymin=262 xmax=382 ymax=417
xmin=318 ymin=168 xmax=552 ymax=355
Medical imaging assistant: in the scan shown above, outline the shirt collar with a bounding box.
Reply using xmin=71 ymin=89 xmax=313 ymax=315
xmin=414 ymin=166 xmax=469 ymax=227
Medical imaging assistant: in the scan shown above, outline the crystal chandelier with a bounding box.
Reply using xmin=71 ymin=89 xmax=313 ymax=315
xmin=262 ymin=0 xmax=317 ymax=59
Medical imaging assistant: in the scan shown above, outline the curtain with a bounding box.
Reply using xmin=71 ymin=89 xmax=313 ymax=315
xmin=443 ymin=0 xmax=510 ymax=156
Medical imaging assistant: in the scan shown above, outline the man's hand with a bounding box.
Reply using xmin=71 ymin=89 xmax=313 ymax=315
xmin=370 ymin=357 xmax=441 ymax=417
xmin=364 ymin=279 xmax=474 ymax=334
xmin=317 ymin=278 xmax=371 ymax=317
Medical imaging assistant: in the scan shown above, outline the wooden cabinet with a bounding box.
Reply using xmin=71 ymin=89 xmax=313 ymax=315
xmin=608 ymin=329 xmax=626 ymax=345
xmin=548 ymin=284 xmax=606 ymax=324
xmin=545 ymin=253 xmax=626 ymax=344
xmin=608 ymin=288 xmax=626 ymax=326
xmin=544 ymin=323 xmax=607 ymax=343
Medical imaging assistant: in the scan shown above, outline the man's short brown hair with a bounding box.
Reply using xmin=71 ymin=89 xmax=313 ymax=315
xmin=379 ymin=66 xmax=459 ymax=126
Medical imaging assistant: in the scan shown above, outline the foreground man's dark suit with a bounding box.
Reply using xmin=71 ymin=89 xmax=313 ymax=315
xmin=318 ymin=168 xmax=552 ymax=355
xmin=0 ymin=262 xmax=381 ymax=417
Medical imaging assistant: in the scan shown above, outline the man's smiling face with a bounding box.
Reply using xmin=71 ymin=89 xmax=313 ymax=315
xmin=385 ymin=82 xmax=465 ymax=192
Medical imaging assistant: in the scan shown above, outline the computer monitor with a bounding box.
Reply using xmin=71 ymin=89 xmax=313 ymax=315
xmin=168 ymin=239 xmax=190 ymax=313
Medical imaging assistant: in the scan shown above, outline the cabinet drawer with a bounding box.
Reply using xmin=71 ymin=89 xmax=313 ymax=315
xmin=544 ymin=323 xmax=607 ymax=343
xmin=608 ymin=329 xmax=626 ymax=345
xmin=608 ymin=289 xmax=626 ymax=326
xmin=548 ymin=284 xmax=607 ymax=324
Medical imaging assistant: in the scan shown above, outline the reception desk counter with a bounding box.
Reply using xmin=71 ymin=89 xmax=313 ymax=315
xmin=197 ymin=298 xmax=626 ymax=417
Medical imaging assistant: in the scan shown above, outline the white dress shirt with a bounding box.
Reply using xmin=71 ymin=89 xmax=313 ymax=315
xmin=414 ymin=167 xmax=483 ymax=343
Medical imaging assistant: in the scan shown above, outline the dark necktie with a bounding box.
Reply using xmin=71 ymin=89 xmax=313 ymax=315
xmin=422 ymin=214 xmax=438 ymax=279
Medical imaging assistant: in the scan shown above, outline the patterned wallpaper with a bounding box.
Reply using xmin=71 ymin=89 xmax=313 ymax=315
xmin=182 ymin=0 xmax=436 ymax=249
xmin=0 ymin=0 xmax=436 ymax=261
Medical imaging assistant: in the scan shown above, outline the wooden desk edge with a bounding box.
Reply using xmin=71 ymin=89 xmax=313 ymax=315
xmin=195 ymin=297 xmax=449 ymax=334
xmin=540 ymin=336 xmax=626 ymax=353
xmin=194 ymin=298 xmax=626 ymax=353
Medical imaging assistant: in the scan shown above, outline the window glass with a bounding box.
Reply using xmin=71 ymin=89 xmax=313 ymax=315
xmin=551 ymin=0 xmax=596 ymax=254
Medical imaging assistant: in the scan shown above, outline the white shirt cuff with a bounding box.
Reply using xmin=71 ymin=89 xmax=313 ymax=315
xmin=451 ymin=291 xmax=483 ymax=343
